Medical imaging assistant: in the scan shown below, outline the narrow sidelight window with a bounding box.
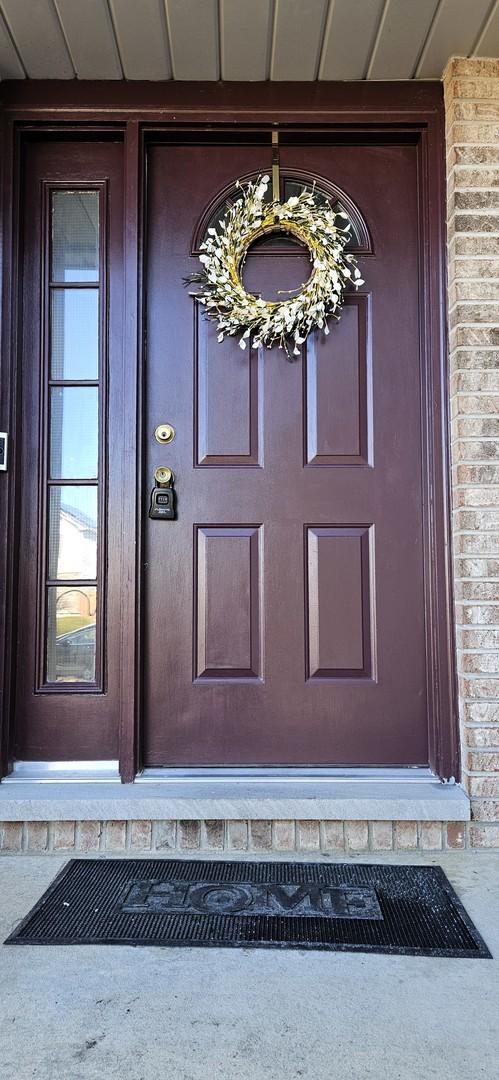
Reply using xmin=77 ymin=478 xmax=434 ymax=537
xmin=42 ymin=189 xmax=104 ymax=687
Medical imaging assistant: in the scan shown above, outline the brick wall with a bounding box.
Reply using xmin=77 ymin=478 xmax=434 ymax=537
xmin=444 ymin=57 xmax=499 ymax=847
xmin=0 ymin=819 xmax=466 ymax=854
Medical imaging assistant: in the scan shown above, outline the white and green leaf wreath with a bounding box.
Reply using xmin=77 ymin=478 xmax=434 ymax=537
xmin=187 ymin=175 xmax=364 ymax=356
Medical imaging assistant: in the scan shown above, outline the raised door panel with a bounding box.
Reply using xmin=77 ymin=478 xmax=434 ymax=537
xmin=195 ymin=526 xmax=262 ymax=680
xmin=195 ymin=308 xmax=262 ymax=466
xmin=304 ymin=294 xmax=372 ymax=466
xmin=306 ymin=525 xmax=374 ymax=680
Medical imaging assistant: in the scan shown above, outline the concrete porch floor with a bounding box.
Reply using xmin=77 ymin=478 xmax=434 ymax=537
xmin=0 ymin=851 xmax=497 ymax=1080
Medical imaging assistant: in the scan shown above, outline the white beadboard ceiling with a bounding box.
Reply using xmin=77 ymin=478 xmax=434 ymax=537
xmin=0 ymin=0 xmax=497 ymax=82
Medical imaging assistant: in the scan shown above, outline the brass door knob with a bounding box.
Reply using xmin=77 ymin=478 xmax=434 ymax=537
xmin=154 ymin=466 xmax=174 ymax=486
xmin=154 ymin=423 xmax=175 ymax=444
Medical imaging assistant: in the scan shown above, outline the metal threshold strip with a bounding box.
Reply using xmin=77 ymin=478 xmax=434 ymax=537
xmin=136 ymin=767 xmax=442 ymax=785
xmin=2 ymin=761 xmax=121 ymax=783
xmin=2 ymin=762 xmax=441 ymax=785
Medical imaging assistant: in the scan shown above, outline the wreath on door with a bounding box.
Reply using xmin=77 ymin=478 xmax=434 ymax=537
xmin=186 ymin=174 xmax=364 ymax=357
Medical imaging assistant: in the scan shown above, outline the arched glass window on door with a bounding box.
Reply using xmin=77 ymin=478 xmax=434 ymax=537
xmin=194 ymin=172 xmax=372 ymax=256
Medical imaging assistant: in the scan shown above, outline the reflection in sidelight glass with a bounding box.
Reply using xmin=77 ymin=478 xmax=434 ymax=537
xmin=51 ymin=191 xmax=99 ymax=283
xmin=50 ymin=386 xmax=98 ymax=479
xmin=48 ymin=486 xmax=98 ymax=581
xmin=44 ymin=187 xmax=102 ymax=688
xmin=46 ymin=586 xmax=97 ymax=683
xmin=51 ymin=289 xmax=99 ymax=380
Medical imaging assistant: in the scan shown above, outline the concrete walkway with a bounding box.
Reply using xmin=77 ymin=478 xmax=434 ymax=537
xmin=0 ymin=851 xmax=497 ymax=1080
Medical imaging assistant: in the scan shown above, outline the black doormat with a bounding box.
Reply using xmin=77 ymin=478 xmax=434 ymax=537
xmin=5 ymin=858 xmax=491 ymax=958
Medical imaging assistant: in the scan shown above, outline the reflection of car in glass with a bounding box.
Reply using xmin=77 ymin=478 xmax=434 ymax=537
xmin=55 ymin=623 xmax=95 ymax=682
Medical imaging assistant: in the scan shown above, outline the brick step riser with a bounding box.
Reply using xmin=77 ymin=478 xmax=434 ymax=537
xmin=0 ymin=819 xmax=489 ymax=853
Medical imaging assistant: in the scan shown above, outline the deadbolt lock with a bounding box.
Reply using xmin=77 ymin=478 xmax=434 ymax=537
xmin=154 ymin=423 xmax=175 ymax=444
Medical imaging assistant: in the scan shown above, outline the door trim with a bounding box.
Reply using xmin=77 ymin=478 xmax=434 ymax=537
xmin=0 ymin=81 xmax=457 ymax=782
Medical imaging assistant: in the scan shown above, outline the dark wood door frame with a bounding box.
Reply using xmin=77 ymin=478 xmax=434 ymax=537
xmin=0 ymin=81 xmax=458 ymax=782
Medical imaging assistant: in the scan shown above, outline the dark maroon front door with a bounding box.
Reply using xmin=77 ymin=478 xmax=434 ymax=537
xmin=143 ymin=138 xmax=428 ymax=767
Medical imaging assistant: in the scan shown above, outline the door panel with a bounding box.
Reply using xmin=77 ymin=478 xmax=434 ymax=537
xmin=195 ymin=313 xmax=263 ymax=466
xmin=304 ymin=295 xmax=371 ymax=466
xmin=194 ymin=526 xmax=262 ymax=681
xmin=306 ymin=525 xmax=373 ymax=680
xmin=143 ymin=140 xmax=428 ymax=767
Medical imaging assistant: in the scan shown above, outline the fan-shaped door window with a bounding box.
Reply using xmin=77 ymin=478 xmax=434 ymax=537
xmin=195 ymin=172 xmax=371 ymax=256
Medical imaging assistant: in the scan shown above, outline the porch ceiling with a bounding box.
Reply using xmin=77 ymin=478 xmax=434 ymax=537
xmin=0 ymin=0 xmax=498 ymax=84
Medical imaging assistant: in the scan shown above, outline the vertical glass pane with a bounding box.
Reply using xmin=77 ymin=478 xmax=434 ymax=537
xmin=48 ymin=486 xmax=98 ymax=580
xmin=46 ymin=586 xmax=97 ymax=683
xmin=51 ymin=289 xmax=99 ymax=380
xmin=52 ymin=191 xmax=99 ymax=283
xmin=50 ymin=387 xmax=98 ymax=479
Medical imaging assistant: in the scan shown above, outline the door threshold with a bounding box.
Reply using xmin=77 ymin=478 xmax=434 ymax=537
xmin=2 ymin=761 xmax=121 ymax=783
xmin=3 ymin=763 xmax=442 ymax=785
xmin=136 ymin=767 xmax=439 ymax=784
